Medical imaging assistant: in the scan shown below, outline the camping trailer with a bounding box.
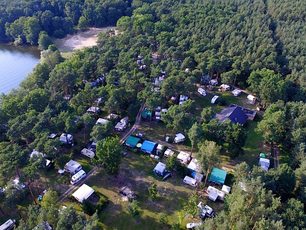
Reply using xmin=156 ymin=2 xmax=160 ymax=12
xmin=70 ymin=170 xmax=86 ymax=185
xmin=164 ymin=148 xmax=175 ymax=158
xmin=72 ymin=184 xmax=94 ymax=203
xmin=177 ymin=151 xmax=191 ymax=164
xmin=174 ymin=133 xmax=185 ymax=143
xmin=211 ymin=95 xmax=219 ymax=104
xmin=64 ymin=160 xmax=82 ymax=175
xmin=80 ymin=148 xmax=95 ymax=158
xmin=258 ymin=158 xmax=270 ymax=171
xmin=153 ymin=162 xmax=166 ymax=176
xmin=60 ymin=133 xmax=73 ymax=145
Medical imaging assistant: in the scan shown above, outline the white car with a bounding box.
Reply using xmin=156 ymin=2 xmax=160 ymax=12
xmin=186 ymin=222 xmax=202 ymax=229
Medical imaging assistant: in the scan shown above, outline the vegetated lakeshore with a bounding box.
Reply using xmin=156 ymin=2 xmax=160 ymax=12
xmin=0 ymin=27 xmax=111 ymax=95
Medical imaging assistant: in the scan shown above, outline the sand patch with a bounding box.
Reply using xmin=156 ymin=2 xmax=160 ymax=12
xmin=53 ymin=26 xmax=116 ymax=52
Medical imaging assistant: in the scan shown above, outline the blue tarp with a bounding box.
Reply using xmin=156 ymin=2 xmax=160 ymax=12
xmin=141 ymin=140 xmax=157 ymax=154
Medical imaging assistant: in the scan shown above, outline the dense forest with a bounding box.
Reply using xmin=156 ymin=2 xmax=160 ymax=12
xmin=0 ymin=0 xmax=133 ymax=45
xmin=1 ymin=0 xmax=306 ymax=229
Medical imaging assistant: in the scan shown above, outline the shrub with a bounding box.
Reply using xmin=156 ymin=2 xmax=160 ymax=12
xmin=82 ymin=199 xmax=96 ymax=216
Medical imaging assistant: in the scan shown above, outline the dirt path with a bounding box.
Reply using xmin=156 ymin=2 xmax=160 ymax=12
xmin=57 ymin=166 xmax=100 ymax=203
xmin=119 ymin=99 xmax=146 ymax=144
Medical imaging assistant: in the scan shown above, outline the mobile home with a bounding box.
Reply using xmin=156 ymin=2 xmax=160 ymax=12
xmin=70 ymin=170 xmax=86 ymax=185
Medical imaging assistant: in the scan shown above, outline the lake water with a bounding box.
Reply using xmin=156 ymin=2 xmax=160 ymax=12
xmin=0 ymin=44 xmax=40 ymax=95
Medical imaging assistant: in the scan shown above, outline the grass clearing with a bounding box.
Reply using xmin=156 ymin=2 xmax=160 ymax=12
xmin=61 ymin=152 xmax=217 ymax=229
xmin=241 ymin=119 xmax=263 ymax=166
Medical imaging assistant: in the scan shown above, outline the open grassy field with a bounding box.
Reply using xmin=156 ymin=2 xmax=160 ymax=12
xmin=62 ymin=151 xmax=223 ymax=229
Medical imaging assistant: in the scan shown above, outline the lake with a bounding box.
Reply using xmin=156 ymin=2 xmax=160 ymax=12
xmin=0 ymin=44 xmax=40 ymax=95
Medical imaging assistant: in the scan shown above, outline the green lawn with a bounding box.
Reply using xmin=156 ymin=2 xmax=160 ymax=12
xmin=240 ymin=119 xmax=263 ymax=166
xmin=62 ymin=151 xmax=218 ymax=230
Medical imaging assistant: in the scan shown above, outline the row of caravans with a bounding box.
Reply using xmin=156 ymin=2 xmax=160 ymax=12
xmin=64 ymin=160 xmax=87 ymax=185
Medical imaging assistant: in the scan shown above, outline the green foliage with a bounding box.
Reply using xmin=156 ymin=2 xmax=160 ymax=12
xmin=200 ymin=107 xmax=216 ymax=124
xmin=197 ymin=140 xmax=221 ymax=186
xmin=184 ymin=191 xmax=199 ymax=218
xmin=95 ymin=136 xmax=123 ymax=174
xmin=148 ymin=181 xmax=157 ymax=200
xmin=40 ymin=190 xmax=58 ymax=209
xmin=158 ymin=212 xmax=168 ymax=227
xmin=82 ymin=199 xmax=96 ymax=216
xmin=166 ymin=154 xmax=182 ymax=172
xmin=38 ymin=31 xmax=53 ymax=50
xmin=265 ymin=164 xmax=296 ymax=200
xmin=281 ymin=198 xmax=306 ymax=230
xmin=97 ymin=193 xmax=109 ymax=211
xmin=127 ymin=200 xmax=139 ymax=218
xmin=171 ymin=222 xmax=181 ymax=230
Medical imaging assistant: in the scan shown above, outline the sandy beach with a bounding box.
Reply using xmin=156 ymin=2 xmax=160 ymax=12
xmin=53 ymin=26 xmax=116 ymax=52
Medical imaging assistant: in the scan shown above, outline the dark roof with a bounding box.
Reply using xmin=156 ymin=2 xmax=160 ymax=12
xmin=214 ymin=107 xmax=248 ymax=125
xmin=228 ymin=107 xmax=248 ymax=125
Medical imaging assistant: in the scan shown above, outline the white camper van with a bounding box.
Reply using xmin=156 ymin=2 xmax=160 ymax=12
xmin=0 ymin=219 xmax=15 ymax=230
xmin=70 ymin=170 xmax=86 ymax=185
xmin=174 ymin=133 xmax=185 ymax=143
xmin=183 ymin=176 xmax=197 ymax=187
xmin=197 ymin=87 xmax=206 ymax=96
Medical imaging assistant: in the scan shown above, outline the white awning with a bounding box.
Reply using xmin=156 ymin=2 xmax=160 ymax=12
xmin=72 ymin=184 xmax=94 ymax=203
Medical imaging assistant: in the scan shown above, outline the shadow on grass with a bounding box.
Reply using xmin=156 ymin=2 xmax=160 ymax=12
xmin=83 ymin=151 xmax=196 ymax=229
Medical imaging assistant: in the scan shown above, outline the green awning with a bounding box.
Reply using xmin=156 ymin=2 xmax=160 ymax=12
xmin=209 ymin=168 xmax=227 ymax=185
xmin=125 ymin=136 xmax=140 ymax=147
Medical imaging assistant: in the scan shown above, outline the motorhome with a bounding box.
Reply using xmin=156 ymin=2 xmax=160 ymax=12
xmin=0 ymin=219 xmax=15 ymax=230
xmin=174 ymin=133 xmax=185 ymax=143
xmin=197 ymin=87 xmax=206 ymax=96
xmin=183 ymin=176 xmax=198 ymax=187
xmin=70 ymin=170 xmax=86 ymax=185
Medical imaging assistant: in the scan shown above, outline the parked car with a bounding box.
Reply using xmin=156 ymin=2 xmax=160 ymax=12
xmin=186 ymin=222 xmax=202 ymax=229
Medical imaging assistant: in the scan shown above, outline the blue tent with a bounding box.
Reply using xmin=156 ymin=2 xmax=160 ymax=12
xmin=209 ymin=168 xmax=227 ymax=185
xmin=141 ymin=140 xmax=157 ymax=154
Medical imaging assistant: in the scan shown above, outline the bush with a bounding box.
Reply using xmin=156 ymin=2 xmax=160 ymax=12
xmin=95 ymin=191 xmax=109 ymax=212
xmin=97 ymin=194 xmax=109 ymax=211
xmin=82 ymin=199 xmax=96 ymax=216
xmin=127 ymin=200 xmax=139 ymax=218
xmin=53 ymin=29 xmax=65 ymax=38
xmin=217 ymin=97 xmax=226 ymax=106
xmin=158 ymin=213 xmax=168 ymax=226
